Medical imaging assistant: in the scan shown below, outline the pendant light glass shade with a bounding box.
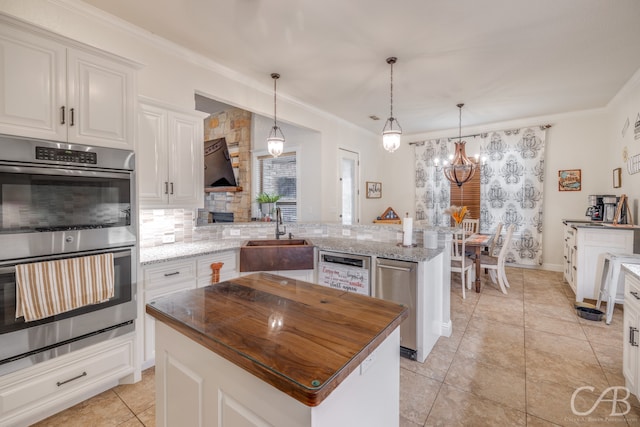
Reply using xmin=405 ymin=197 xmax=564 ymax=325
xmin=442 ymin=103 xmax=477 ymax=187
xmin=382 ymin=57 xmax=402 ymax=153
xmin=267 ymin=73 xmax=285 ymax=158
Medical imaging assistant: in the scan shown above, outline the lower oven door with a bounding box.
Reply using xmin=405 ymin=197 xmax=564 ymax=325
xmin=0 ymin=246 xmax=136 ymax=374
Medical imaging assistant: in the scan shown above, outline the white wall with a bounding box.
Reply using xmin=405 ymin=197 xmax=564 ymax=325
xmin=251 ymin=114 xmax=322 ymax=221
xmin=0 ymin=0 xmax=381 ymax=223
xmin=607 ymin=70 xmax=640 ymax=217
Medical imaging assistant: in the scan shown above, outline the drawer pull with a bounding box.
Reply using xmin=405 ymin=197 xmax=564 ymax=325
xmin=57 ymin=371 xmax=87 ymax=387
xmin=164 ymin=271 xmax=180 ymax=277
xmin=69 ymin=108 xmax=75 ymax=126
xmin=630 ymin=327 xmax=639 ymax=347
xmin=60 ymin=106 xmax=66 ymax=125
xmin=631 ymin=291 xmax=640 ymax=300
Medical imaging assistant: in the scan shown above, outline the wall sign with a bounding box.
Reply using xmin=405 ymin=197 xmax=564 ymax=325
xmin=558 ymin=169 xmax=581 ymax=191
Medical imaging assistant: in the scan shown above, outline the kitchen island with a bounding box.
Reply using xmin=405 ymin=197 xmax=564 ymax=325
xmin=146 ymin=272 xmax=408 ymax=427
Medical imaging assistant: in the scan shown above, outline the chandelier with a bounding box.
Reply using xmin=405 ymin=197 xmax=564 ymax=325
xmin=442 ymin=103 xmax=477 ymax=187
xmin=267 ymin=73 xmax=285 ymax=158
xmin=382 ymin=57 xmax=402 ymax=153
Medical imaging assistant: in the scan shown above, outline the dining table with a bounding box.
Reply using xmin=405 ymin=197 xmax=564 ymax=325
xmin=463 ymin=233 xmax=493 ymax=292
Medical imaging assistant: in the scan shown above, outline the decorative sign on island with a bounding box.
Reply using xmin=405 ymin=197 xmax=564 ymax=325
xmin=317 ymin=261 xmax=369 ymax=295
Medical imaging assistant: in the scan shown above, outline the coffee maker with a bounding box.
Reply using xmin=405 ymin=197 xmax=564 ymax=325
xmin=585 ymin=195 xmax=605 ymax=221
xmin=603 ymin=195 xmax=618 ymax=223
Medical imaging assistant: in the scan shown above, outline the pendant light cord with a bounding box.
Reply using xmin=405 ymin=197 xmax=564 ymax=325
xmin=389 ymin=61 xmax=394 ymax=119
xmin=457 ymin=103 xmax=464 ymax=142
xmin=271 ymin=73 xmax=280 ymax=128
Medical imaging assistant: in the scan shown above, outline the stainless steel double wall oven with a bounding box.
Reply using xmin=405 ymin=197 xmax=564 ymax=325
xmin=0 ymin=135 xmax=137 ymax=375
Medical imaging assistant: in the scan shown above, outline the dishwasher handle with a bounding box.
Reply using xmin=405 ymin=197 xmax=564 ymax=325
xmin=377 ymin=263 xmax=413 ymax=272
xmin=321 ymin=254 xmax=365 ymax=268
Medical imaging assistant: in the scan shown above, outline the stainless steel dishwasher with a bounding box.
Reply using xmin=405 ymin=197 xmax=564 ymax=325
xmin=374 ymin=258 xmax=418 ymax=360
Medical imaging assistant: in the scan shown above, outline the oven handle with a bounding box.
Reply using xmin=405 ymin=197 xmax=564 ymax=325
xmin=0 ymin=164 xmax=131 ymax=180
xmin=0 ymin=248 xmax=133 ymax=274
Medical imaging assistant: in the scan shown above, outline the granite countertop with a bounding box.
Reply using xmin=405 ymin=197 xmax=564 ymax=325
xmin=623 ymin=263 xmax=640 ymax=280
xmin=146 ymin=272 xmax=408 ymax=406
xmin=140 ymin=236 xmax=443 ymax=265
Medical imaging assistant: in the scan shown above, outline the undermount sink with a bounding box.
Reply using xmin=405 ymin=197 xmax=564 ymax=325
xmin=239 ymin=239 xmax=314 ymax=272
xmin=245 ymin=239 xmax=310 ymax=247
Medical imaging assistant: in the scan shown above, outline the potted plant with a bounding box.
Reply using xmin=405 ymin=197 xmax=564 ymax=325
xmin=256 ymin=192 xmax=281 ymax=221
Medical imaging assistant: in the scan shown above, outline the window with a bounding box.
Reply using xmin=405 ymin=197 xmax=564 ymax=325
xmin=256 ymin=152 xmax=297 ymax=222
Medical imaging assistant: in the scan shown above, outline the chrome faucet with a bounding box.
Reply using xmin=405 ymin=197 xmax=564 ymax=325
xmin=275 ymin=207 xmax=286 ymax=239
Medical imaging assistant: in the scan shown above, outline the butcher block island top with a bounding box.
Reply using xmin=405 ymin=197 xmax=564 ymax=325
xmin=146 ymin=272 xmax=408 ymax=407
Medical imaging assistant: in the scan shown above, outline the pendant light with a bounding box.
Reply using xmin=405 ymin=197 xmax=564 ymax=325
xmin=267 ymin=73 xmax=285 ymax=158
xmin=382 ymin=57 xmax=402 ymax=153
xmin=442 ymin=103 xmax=477 ymax=187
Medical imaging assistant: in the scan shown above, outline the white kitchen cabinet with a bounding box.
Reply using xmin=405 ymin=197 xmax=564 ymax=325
xmin=0 ymin=17 xmax=136 ymax=149
xmin=623 ymin=272 xmax=640 ymax=398
xmin=564 ymin=222 xmax=635 ymax=302
xmin=563 ymin=223 xmax=576 ymax=288
xmin=138 ymin=98 xmax=207 ymax=209
xmin=0 ymin=334 xmax=135 ymax=427
xmin=141 ymin=259 xmax=197 ymax=368
xmin=196 ymin=250 xmax=239 ymax=287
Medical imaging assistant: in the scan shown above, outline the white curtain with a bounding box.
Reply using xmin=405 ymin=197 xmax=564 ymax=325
xmin=414 ymin=126 xmax=547 ymax=267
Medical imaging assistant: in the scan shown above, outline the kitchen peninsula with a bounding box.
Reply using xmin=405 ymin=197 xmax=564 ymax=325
xmin=146 ymin=272 xmax=408 ymax=427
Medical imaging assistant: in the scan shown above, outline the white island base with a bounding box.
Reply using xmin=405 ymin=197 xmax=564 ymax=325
xmin=155 ymin=322 xmax=401 ymax=427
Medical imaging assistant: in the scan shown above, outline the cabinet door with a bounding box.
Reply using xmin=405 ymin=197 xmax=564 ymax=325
xmin=167 ymin=111 xmax=204 ymax=208
xmin=66 ymin=49 xmax=134 ymax=149
xmin=0 ymin=25 xmax=67 ymax=141
xmin=138 ymin=103 xmax=169 ymax=206
xmin=623 ymin=301 xmax=640 ymax=396
xmin=196 ymin=250 xmax=239 ymax=287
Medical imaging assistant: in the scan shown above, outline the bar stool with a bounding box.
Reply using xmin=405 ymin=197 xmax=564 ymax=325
xmin=595 ymin=252 xmax=640 ymax=324
xmin=210 ymin=262 xmax=224 ymax=284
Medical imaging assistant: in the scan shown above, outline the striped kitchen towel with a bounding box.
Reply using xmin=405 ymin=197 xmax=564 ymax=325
xmin=15 ymin=253 xmax=115 ymax=322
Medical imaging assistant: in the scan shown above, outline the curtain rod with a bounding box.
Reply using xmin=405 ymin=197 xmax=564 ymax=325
xmin=408 ymin=124 xmax=552 ymax=145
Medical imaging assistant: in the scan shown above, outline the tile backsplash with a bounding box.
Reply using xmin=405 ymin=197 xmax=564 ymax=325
xmin=139 ymin=209 xmax=445 ymax=248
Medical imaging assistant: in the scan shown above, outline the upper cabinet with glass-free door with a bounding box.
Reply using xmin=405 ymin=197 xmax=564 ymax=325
xmin=0 ymin=16 xmax=137 ymax=149
xmin=138 ymin=98 xmax=207 ymax=209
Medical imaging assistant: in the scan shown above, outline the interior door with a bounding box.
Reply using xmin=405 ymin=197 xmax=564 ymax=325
xmin=339 ymin=149 xmax=359 ymax=224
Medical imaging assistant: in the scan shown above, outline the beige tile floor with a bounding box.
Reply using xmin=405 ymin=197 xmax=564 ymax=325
xmin=35 ymin=268 xmax=638 ymax=426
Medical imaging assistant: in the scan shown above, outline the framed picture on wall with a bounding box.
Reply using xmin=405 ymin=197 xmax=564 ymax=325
xmin=366 ymin=181 xmax=382 ymax=198
xmin=613 ymin=167 xmax=622 ymax=188
xmin=558 ymin=169 xmax=581 ymax=191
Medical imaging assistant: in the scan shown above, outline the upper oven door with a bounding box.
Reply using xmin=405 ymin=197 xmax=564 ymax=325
xmin=0 ymin=164 xmax=132 ymax=233
xmin=0 ymin=164 xmax=136 ymax=259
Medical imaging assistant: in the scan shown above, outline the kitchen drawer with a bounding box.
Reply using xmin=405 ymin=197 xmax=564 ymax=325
xmin=196 ymin=250 xmax=238 ymax=285
xmin=626 ymin=274 xmax=640 ymax=308
xmin=0 ymin=337 xmax=133 ymax=419
xmin=143 ymin=259 xmax=197 ymax=290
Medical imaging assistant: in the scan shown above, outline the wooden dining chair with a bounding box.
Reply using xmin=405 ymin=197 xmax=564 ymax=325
xmin=477 ymin=224 xmax=515 ymax=294
xmin=450 ymin=229 xmax=475 ymax=299
xmin=461 ymin=218 xmax=479 ymax=234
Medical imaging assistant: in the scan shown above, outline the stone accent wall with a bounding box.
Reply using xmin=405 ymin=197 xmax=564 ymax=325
xmin=202 ymin=108 xmax=252 ymax=222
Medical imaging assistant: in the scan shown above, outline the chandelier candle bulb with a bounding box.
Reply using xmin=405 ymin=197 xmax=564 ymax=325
xmin=402 ymin=213 xmax=413 ymax=246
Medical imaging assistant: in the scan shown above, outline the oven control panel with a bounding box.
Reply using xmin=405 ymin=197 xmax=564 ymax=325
xmin=35 ymin=147 xmax=97 ymax=164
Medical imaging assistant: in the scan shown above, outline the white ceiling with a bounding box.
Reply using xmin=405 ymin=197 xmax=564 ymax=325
xmin=81 ymin=0 xmax=640 ymax=135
